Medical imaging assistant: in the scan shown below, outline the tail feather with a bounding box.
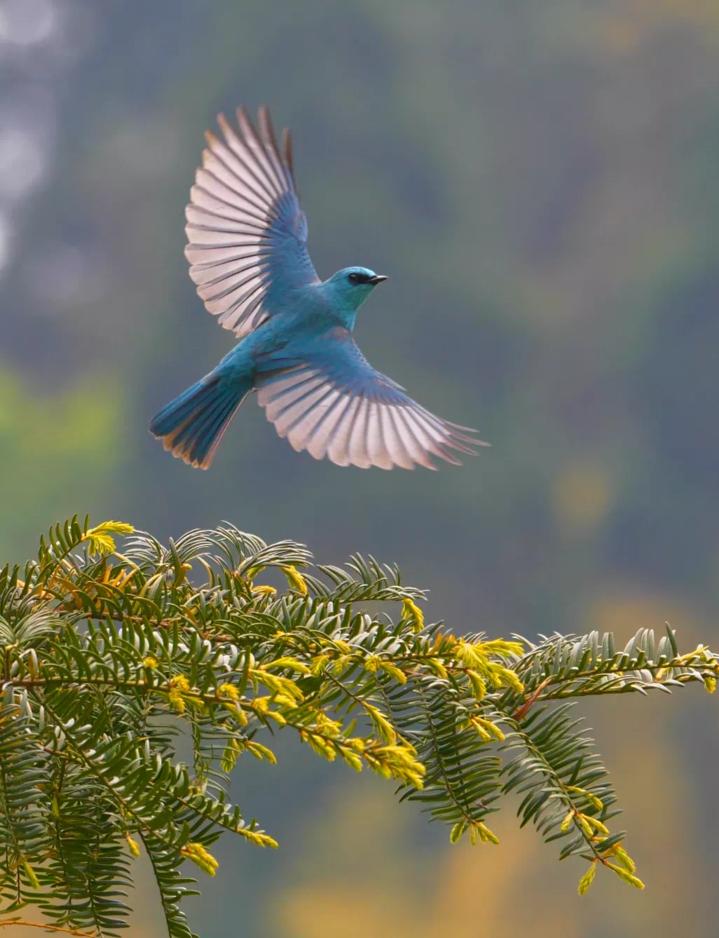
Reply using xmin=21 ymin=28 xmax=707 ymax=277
xmin=150 ymin=373 xmax=250 ymax=469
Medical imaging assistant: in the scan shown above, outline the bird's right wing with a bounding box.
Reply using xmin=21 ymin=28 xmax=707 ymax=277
xmin=255 ymin=329 xmax=487 ymax=470
xmin=185 ymin=106 xmax=319 ymax=340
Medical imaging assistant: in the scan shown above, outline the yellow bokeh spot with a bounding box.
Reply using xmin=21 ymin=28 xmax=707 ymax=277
xmin=552 ymin=461 xmax=613 ymax=536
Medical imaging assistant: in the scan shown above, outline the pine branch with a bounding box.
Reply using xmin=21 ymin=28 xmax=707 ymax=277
xmin=0 ymin=516 xmax=715 ymax=935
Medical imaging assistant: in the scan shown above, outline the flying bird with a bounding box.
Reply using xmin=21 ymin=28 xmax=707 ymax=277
xmin=150 ymin=106 xmax=486 ymax=470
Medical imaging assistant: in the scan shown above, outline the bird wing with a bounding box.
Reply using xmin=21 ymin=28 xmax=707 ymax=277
xmin=185 ymin=106 xmax=319 ymax=339
xmin=255 ymin=329 xmax=487 ymax=469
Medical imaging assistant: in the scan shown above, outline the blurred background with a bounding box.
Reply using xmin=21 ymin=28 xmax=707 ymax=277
xmin=2 ymin=1 xmax=719 ymax=935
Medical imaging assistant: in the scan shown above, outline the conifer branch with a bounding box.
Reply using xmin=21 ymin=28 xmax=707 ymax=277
xmin=0 ymin=517 xmax=715 ymax=935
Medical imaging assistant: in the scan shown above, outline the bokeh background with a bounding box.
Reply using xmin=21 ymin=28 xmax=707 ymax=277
xmin=2 ymin=1 xmax=719 ymax=935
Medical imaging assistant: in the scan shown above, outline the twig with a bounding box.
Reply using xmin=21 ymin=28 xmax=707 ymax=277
xmin=0 ymin=919 xmax=96 ymax=936
xmin=512 ymin=677 xmax=551 ymax=720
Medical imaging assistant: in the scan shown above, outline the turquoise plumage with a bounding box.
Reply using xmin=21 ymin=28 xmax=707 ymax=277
xmin=150 ymin=106 xmax=486 ymax=470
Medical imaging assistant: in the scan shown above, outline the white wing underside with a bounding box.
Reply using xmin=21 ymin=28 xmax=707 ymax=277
xmin=257 ymin=367 xmax=486 ymax=470
xmin=185 ymin=107 xmax=316 ymax=340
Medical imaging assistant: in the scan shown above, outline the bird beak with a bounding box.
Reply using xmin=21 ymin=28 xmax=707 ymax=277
xmin=369 ymin=274 xmax=388 ymax=285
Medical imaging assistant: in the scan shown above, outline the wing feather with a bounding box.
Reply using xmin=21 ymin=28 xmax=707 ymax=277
xmin=348 ymin=398 xmax=372 ymax=469
xmin=255 ymin=332 xmax=487 ymax=469
xmin=185 ymin=107 xmax=318 ymax=340
xmin=327 ymin=395 xmax=361 ymax=467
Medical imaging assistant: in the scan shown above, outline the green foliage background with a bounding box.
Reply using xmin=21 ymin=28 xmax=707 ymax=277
xmin=2 ymin=2 xmax=719 ymax=935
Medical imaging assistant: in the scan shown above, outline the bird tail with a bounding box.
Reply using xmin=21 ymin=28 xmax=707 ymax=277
xmin=149 ymin=372 xmax=251 ymax=469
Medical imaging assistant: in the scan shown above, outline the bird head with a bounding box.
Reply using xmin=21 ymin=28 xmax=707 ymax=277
xmin=324 ymin=266 xmax=388 ymax=312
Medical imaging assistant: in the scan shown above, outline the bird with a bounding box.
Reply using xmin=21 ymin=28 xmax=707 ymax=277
xmin=149 ymin=105 xmax=486 ymax=470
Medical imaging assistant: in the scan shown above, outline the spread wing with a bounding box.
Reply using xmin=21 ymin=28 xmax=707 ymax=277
xmin=256 ymin=330 xmax=487 ymax=470
xmin=185 ymin=106 xmax=318 ymax=339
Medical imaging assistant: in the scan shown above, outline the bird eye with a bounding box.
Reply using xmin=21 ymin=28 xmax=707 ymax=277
xmin=348 ymin=272 xmax=362 ymax=284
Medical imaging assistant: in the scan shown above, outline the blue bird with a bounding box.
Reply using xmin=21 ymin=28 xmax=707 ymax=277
xmin=150 ymin=106 xmax=486 ymax=470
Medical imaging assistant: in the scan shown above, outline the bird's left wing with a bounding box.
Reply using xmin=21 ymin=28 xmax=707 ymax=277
xmin=256 ymin=330 xmax=487 ymax=469
xmin=185 ymin=106 xmax=319 ymax=339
